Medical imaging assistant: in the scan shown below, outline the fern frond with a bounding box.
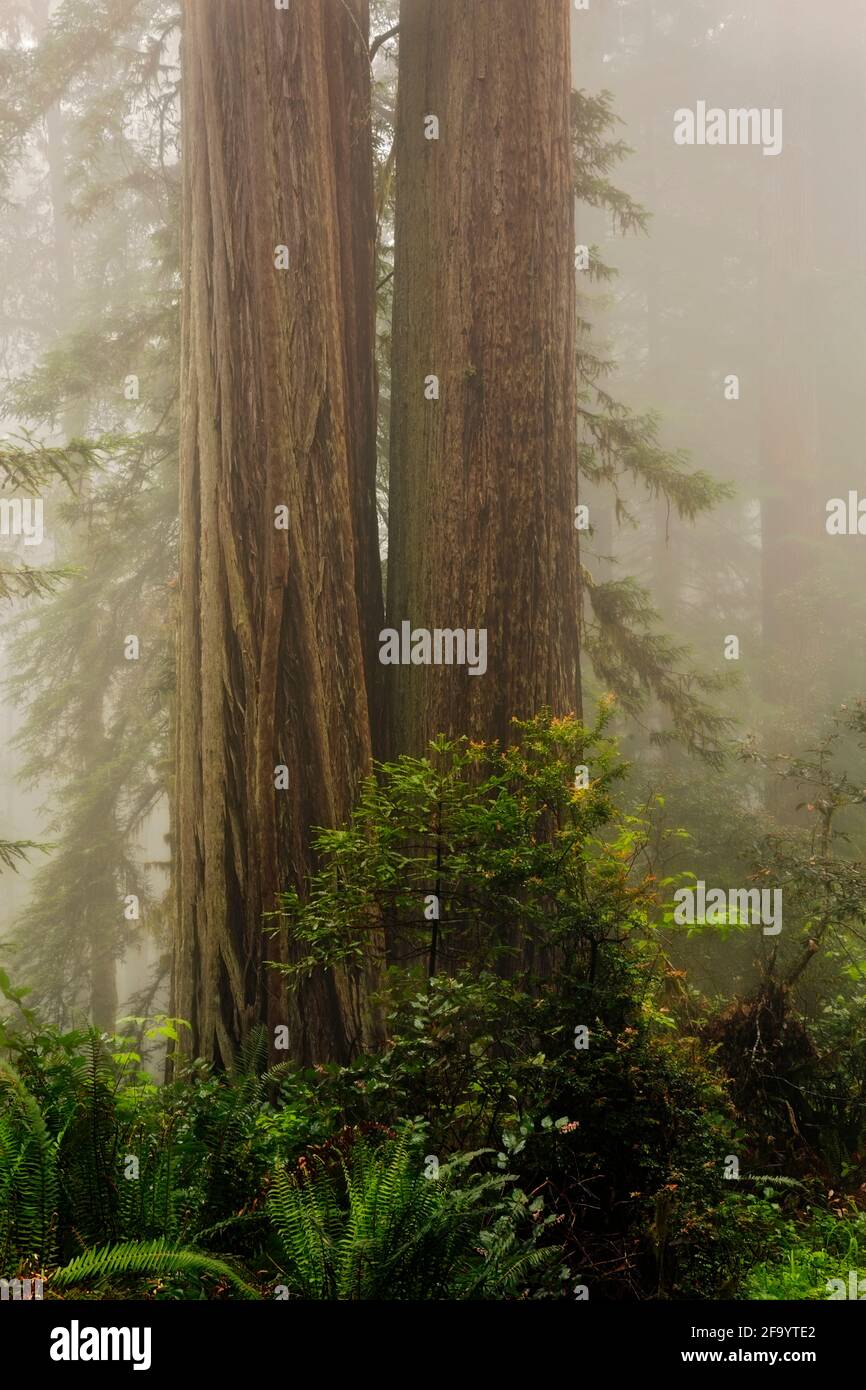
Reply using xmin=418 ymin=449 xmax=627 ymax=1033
xmin=0 ymin=1061 xmax=59 ymax=1266
xmin=51 ymin=1239 xmax=259 ymax=1298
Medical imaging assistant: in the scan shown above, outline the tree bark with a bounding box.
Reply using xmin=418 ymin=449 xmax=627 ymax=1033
xmin=173 ymin=0 xmax=382 ymax=1068
xmin=385 ymin=0 xmax=582 ymax=758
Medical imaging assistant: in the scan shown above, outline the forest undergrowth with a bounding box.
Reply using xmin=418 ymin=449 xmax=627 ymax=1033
xmin=2 ymin=708 xmax=865 ymax=1301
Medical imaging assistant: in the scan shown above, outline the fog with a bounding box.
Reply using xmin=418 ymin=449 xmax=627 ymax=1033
xmin=1 ymin=0 xmax=865 ymax=1320
xmin=2 ymin=0 xmax=863 ymax=1065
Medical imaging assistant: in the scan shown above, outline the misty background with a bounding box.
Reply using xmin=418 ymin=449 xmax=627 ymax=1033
xmin=1 ymin=0 xmax=864 ymax=1030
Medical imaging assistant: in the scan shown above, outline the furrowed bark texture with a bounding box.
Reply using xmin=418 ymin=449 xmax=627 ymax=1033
xmin=174 ymin=0 xmax=381 ymax=1068
xmin=386 ymin=0 xmax=582 ymax=757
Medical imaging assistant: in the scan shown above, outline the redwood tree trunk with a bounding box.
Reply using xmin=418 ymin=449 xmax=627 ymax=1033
xmin=173 ymin=0 xmax=381 ymax=1068
xmin=385 ymin=0 xmax=582 ymax=757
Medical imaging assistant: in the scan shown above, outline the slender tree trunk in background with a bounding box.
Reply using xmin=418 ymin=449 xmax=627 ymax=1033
xmin=385 ymin=0 xmax=582 ymax=758
xmin=33 ymin=0 xmax=118 ymax=1027
xmin=89 ymin=949 xmax=118 ymax=1032
xmin=325 ymin=1 xmax=385 ymax=756
xmin=173 ymin=0 xmax=382 ymax=1068
xmin=81 ymin=662 xmax=120 ymax=1033
xmin=641 ymin=8 xmax=677 ymax=767
xmin=757 ymin=0 xmax=818 ymax=818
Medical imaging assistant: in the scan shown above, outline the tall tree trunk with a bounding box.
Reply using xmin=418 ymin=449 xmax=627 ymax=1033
xmin=385 ymin=0 xmax=582 ymax=758
xmin=324 ymin=1 xmax=384 ymax=755
xmin=641 ymin=6 xmax=677 ymax=767
xmin=173 ymin=0 xmax=382 ymax=1068
xmin=757 ymin=0 xmax=818 ymax=818
xmin=33 ymin=0 xmax=118 ymax=1027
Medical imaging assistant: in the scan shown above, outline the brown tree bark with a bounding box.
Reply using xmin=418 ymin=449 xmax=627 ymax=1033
xmin=385 ymin=0 xmax=582 ymax=758
xmin=173 ymin=0 xmax=382 ymax=1068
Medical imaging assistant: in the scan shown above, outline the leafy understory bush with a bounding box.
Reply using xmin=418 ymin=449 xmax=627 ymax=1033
xmin=2 ymin=708 xmax=864 ymax=1301
xmin=0 ymin=1025 xmax=561 ymax=1300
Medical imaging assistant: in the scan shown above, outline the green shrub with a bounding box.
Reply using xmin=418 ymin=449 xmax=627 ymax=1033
xmin=745 ymin=1208 xmax=866 ymax=1300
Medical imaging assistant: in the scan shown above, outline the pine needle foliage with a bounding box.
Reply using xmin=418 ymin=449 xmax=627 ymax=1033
xmin=0 ymin=0 xmax=180 ymax=1023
